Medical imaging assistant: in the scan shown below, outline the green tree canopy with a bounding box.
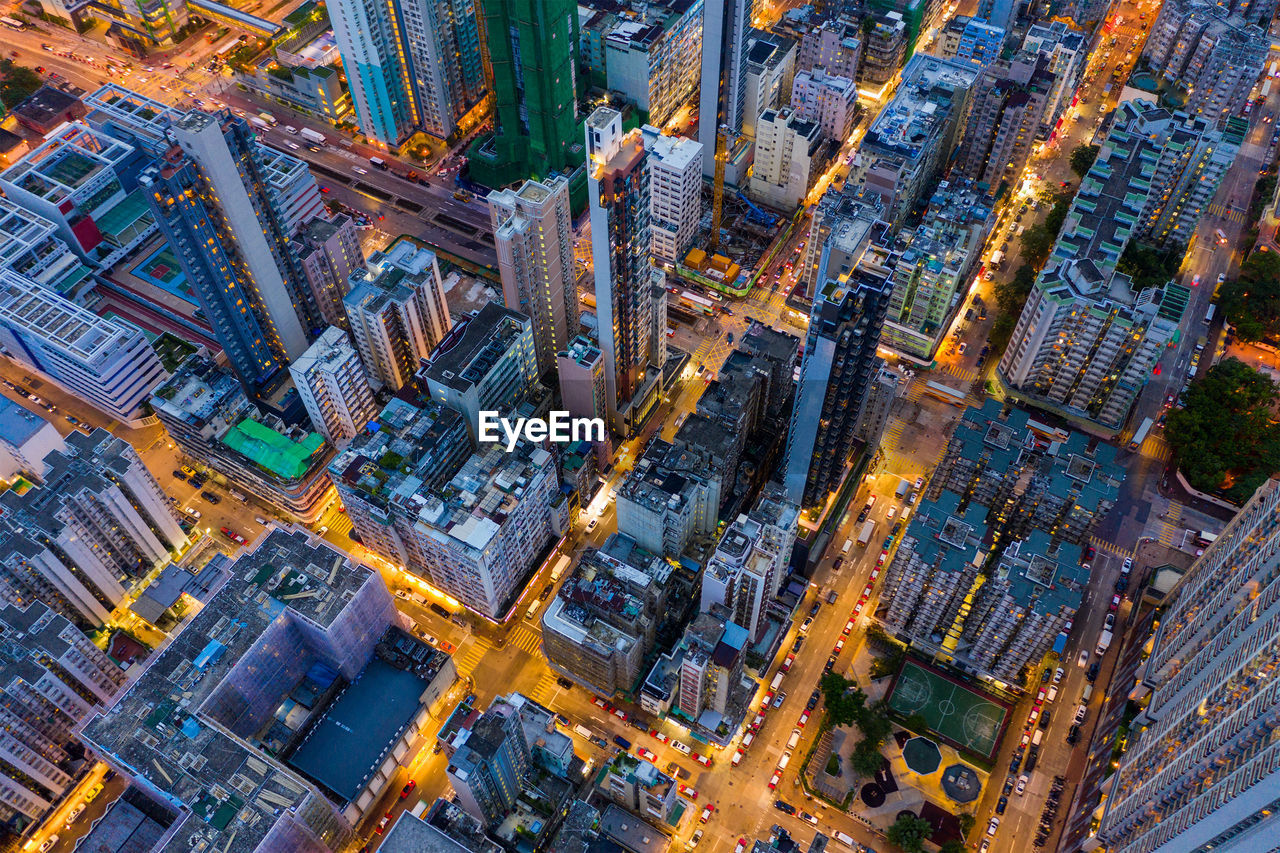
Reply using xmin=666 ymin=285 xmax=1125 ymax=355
xmin=0 ymin=60 xmax=42 ymax=110
xmin=1165 ymin=358 xmax=1280 ymax=503
xmin=1070 ymin=143 xmax=1100 ymax=177
xmin=886 ymin=812 xmax=934 ymax=853
xmin=819 ymin=673 xmax=867 ymax=729
xmin=1117 ymin=241 xmax=1185 ymax=292
xmin=851 ymin=739 xmax=885 ymax=777
xmin=939 ymin=841 xmax=967 ymax=853
xmin=1219 ymin=251 xmax=1280 ymax=342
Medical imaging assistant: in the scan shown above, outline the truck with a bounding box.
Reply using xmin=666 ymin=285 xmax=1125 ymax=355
xmin=299 ymin=127 xmax=326 ymax=146
xmin=990 ymin=249 xmax=1004 ymax=268
xmin=894 ymin=479 xmax=910 ymax=500
xmin=1129 ymin=417 xmax=1154 ymax=450
xmin=550 ymin=554 xmax=571 ymax=581
xmin=771 ymin=671 xmax=785 ymax=691
xmin=258 ymin=111 xmax=277 ymax=126
xmin=1096 ymin=629 xmax=1113 ymax=656
xmin=369 ymin=156 xmax=388 ymax=169
xmin=249 ymin=117 xmax=269 ymax=131
xmin=1052 ymin=632 xmax=1068 ymax=656
xmin=856 ymin=520 xmax=876 ymax=548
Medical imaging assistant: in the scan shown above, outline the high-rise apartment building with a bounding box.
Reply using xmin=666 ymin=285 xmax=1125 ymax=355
xmin=642 ymin=126 xmax=703 ymax=265
xmin=0 ymin=428 xmax=187 ymax=627
xmin=489 ymin=176 xmax=578 ymax=374
xmin=444 ymin=700 xmax=531 ymax=827
xmin=748 ymin=107 xmax=823 ymax=213
xmin=799 ymin=189 xmax=883 ymax=301
xmin=618 ymin=439 xmax=722 ymax=557
xmin=344 ymin=238 xmax=452 ymax=391
xmin=0 ymin=397 xmax=64 ymax=482
xmin=699 ymin=0 xmax=755 ymax=175
xmin=329 ymin=0 xmax=485 ymax=145
xmin=859 ymin=11 xmax=908 ymax=92
xmin=1021 ymin=21 xmax=1088 ymax=138
xmin=742 ymin=33 xmax=797 ymax=142
xmin=600 ymin=0 xmax=704 ymax=128
xmin=0 ymin=271 xmax=167 ymax=425
xmin=542 ymin=534 xmax=673 ymax=697
xmin=999 ymin=101 xmax=1231 ymax=428
xmin=474 ymin=0 xmax=581 ymax=185
xmin=955 ymin=54 xmax=1056 ymax=191
xmin=796 ymin=16 xmax=863 ymax=81
xmin=790 ymin=68 xmax=858 ymax=143
xmin=701 ymin=485 xmax=799 ymax=639
xmin=557 ymin=335 xmax=612 ymax=463
xmin=289 ymin=326 xmax=377 ymax=445
xmin=853 ymin=53 xmax=980 ymax=227
xmin=143 ymin=111 xmax=317 ymax=397
xmin=297 ymin=213 xmax=365 ymax=329
xmin=1141 ymin=0 xmax=1268 ymax=124
xmin=1097 ymin=477 xmax=1280 ymax=853
xmin=879 ymin=401 xmax=1122 ymax=684
xmin=0 ymin=599 xmax=128 ymax=835
xmin=783 ymin=269 xmax=891 ymax=507
xmin=586 ymin=108 xmax=667 ymax=437
xmin=419 ymin=302 xmax=540 ymax=443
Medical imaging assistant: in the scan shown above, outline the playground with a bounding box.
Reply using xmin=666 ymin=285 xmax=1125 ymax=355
xmin=888 ymin=660 xmax=1009 ymax=760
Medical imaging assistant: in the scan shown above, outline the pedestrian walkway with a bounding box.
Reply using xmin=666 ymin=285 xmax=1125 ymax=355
xmin=883 ymin=416 xmax=907 ymax=450
xmin=1090 ymin=535 xmax=1135 ymax=561
xmin=528 ymin=670 xmax=562 ymax=706
xmin=451 ymin=635 xmax=492 ymax=677
xmin=939 ymin=364 xmax=980 ymax=383
xmin=1156 ymin=502 xmax=1185 ymax=548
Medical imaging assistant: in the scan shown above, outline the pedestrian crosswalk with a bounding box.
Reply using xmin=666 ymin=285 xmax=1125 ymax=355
xmin=1207 ymin=203 xmax=1247 ymax=224
xmin=1141 ymin=434 xmax=1171 ymax=462
xmin=883 ymin=417 xmax=907 ymax=450
xmin=451 ymin=636 xmax=493 ymax=677
xmin=1156 ymin=503 xmax=1185 ymax=548
xmin=939 ymin=364 xmax=980 ymax=383
xmin=507 ymin=624 xmax=544 ymax=656
xmin=528 ymin=670 xmax=562 ymax=705
xmin=1090 ymin=535 xmax=1135 ymax=561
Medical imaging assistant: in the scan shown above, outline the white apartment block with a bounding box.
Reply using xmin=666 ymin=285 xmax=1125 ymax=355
xmin=641 ymin=126 xmax=703 ymax=265
xmin=602 ymin=0 xmax=704 ymax=127
xmin=1099 ymin=478 xmax=1280 ymax=853
xmin=0 ymin=270 xmax=166 ymax=425
xmin=258 ymin=143 xmax=327 ymax=237
xmin=289 ymin=325 xmax=377 ymax=445
xmin=748 ymin=108 xmax=823 ymax=213
xmin=489 ymin=175 xmax=578 ymax=374
xmin=344 ymin=238 xmax=452 ymax=391
xmin=790 ymin=68 xmax=858 ymax=143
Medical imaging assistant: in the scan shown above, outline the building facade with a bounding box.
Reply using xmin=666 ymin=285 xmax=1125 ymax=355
xmin=289 ymin=326 xmax=377 ymax=445
xmin=643 ymin=126 xmax=703 ymax=265
xmin=789 ymin=68 xmax=858 ymax=143
xmin=748 ymin=107 xmax=823 ymax=213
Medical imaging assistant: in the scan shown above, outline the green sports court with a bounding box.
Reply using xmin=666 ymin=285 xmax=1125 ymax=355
xmin=888 ymin=660 xmax=1009 ymax=759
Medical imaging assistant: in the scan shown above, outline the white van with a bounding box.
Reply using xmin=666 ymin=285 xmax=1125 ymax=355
xmin=786 ymin=728 xmax=801 ymax=750
xmin=1031 ymin=729 xmax=1044 ymax=746
xmin=771 ymin=671 xmax=785 ymax=691
xmin=1046 ymin=686 xmax=1058 ymax=703
xmin=841 ymin=538 xmax=853 ymax=554
xmin=777 ymin=752 xmax=791 ymax=770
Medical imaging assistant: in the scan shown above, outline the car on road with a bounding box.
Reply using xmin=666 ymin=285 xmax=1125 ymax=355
xmin=678 ymin=784 xmax=697 ymax=799
xmin=375 ymin=812 xmax=392 ymax=834
xmin=1016 ymin=775 xmax=1028 ymax=795
xmin=400 ymin=781 xmax=416 ymax=798
xmin=800 ymin=617 xmax=813 ymax=633
xmin=1109 ymin=593 xmax=1122 ymax=612
xmin=699 ymin=805 xmax=714 ymax=823
xmin=996 ymin=796 xmax=1008 ymax=815
xmin=692 ymin=752 xmax=712 ymax=767
xmin=735 ymin=839 xmax=748 ymax=853
xmin=773 ymin=691 xmax=787 ymax=709
xmin=987 ymin=817 xmax=1000 ymax=836
xmin=768 ymin=772 xmax=781 ymax=789
xmin=353 ymin=166 xmax=368 ymax=175
xmin=689 ymin=829 xmax=704 ymax=848
xmin=1054 ymin=666 xmax=1065 ymax=684
xmin=1078 ymin=650 xmax=1090 ymax=667
xmin=585 ymin=518 xmax=598 ymax=533
xmin=798 ymin=711 xmax=810 ymax=727
xmin=1218 ymin=272 xmax=1227 ymax=285
xmin=958 ymin=342 xmax=968 ymax=355
xmin=980 ymin=841 xmax=991 ymax=853
xmin=843 ymin=619 xmax=855 ymax=635
xmin=201 ymin=490 xmax=221 ymax=504
xmin=671 ymin=740 xmax=691 ymax=754
xmin=39 ymin=837 xmax=58 ymax=853
xmin=639 ymin=747 xmax=657 ymax=762
xmin=800 ymin=811 xmax=818 ymax=825
xmin=773 ymin=800 xmax=796 ymax=815
xmin=613 ymin=708 xmax=628 ymax=722
xmin=172 ymin=470 xmax=187 ymax=481
xmin=66 ymin=803 xmax=85 ymax=825
xmin=652 ymin=729 xmax=669 ymax=743
xmin=614 ymin=735 xmax=632 ymax=750
xmin=180 ymin=466 xmax=197 ymax=478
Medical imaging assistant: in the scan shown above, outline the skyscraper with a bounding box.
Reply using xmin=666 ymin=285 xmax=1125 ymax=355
xmin=586 ymin=107 xmax=666 ymax=437
xmin=329 ymin=0 xmax=485 ymax=145
xmin=489 ymin=175 xmax=578 ymax=374
xmin=142 ymin=111 xmax=319 ymax=397
xmin=955 ymin=54 xmax=1056 ymax=191
xmin=473 ymin=0 xmax=582 ymax=186
xmin=1098 ymin=477 xmax=1280 ymax=853
xmin=699 ymin=0 xmax=755 ymax=176
xmin=783 ymin=269 xmax=892 ymax=507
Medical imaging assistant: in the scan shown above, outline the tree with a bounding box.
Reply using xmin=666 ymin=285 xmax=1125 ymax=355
xmin=886 ymin=812 xmax=934 ymax=853
xmin=1070 ymin=143 xmax=1100 ymax=177
xmin=958 ymin=812 xmax=977 ymax=838
xmin=851 ymin=739 xmax=886 ymax=777
xmin=903 ymin=713 xmax=929 ymax=734
xmin=1219 ymin=251 xmax=1280 ymax=342
xmin=1019 ymin=223 xmax=1055 ymax=268
xmin=0 ymin=60 xmax=42 ymax=109
xmin=1165 ymin=358 xmax=1280 ymax=503
xmin=819 ymin=673 xmax=867 ymax=729
xmin=939 ymin=841 xmax=967 ymax=853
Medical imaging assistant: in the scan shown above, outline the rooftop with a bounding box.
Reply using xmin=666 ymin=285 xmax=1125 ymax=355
xmin=222 ymin=417 xmax=326 ymax=480
xmin=380 ymin=798 xmax=501 ymax=853
xmin=865 ymin=54 xmax=981 ymax=163
xmin=0 ymin=269 xmax=145 ymax=363
xmin=0 ymin=395 xmax=54 ymax=448
xmin=419 ymin=302 xmax=531 ymax=393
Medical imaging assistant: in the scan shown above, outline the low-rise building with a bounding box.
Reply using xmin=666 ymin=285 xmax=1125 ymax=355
xmin=542 ymin=534 xmax=673 ymax=697
xmin=598 ymin=754 xmax=681 ymax=824
xmin=80 ymin=528 xmax=440 ymax=849
xmin=0 ymin=396 xmax=64 ymax=481
xmin=152 ymin=352 xmax=337 ymax=522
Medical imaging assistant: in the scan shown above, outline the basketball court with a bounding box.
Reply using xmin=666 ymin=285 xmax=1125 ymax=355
xmin=888 ymin=660 xmax=1008 ymax=759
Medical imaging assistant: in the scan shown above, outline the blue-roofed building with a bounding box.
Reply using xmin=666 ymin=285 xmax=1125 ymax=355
xmin=0 ymin=396 xmax=63 ymax=481
xmin=878 ymin=400 xmax=1124 ymax=688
